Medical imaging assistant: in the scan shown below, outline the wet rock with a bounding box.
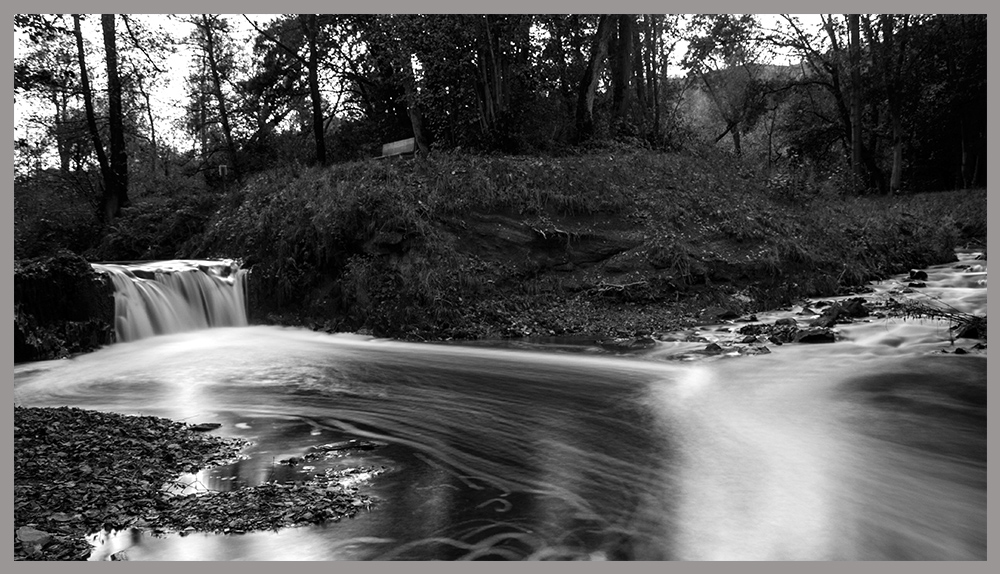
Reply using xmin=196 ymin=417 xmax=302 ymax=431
xmin=953 ymin=347 xmax=968 ymax=355
xmin=598 ymin=337 xmax=657 ymax=351
xmin=909 ymin=270 xmax=929 ymax=281
xmin=810 ymin=309 xmax=840 ymax=328
xmin=908 ymin=282 xmax=926 ymax=288
xmin=702 ymin=342 xmax=725 ymax=355
xmin=736 ymin=323 xmax=767 ymax=336
xmin=810 ymin=300 xmax=867 ymax=328
xmin=953 ymin=322 xmax=985 ymax=339
xmin=739 ymin=345 xmax=771 ymax=356
xmin=794 ymin=327 xmax=836 ymax=344
xmin=311 ymin=439 xmax=386 ymax=452
xmin=131 ymin=269 xmax=157 ymax=280
xmin=699 ymin=306 xmax=740 ymax=322
xmin=842 ymin=298 xmax=870 ymax=318
xmin=775 ymin=318 xmax=798 ymax=327
xmin=188 ymin=423 xmax=222 ymax=432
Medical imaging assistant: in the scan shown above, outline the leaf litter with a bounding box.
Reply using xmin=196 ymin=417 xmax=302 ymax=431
xmin=14 ymin=406 xmax=380 ymax=560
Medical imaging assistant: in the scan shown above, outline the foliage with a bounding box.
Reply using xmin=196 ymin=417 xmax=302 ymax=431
xmin=86 ymin=188 xmax=220 ymax=261
xmin=15 ymin=172 xmax=103 ymax=259
xmin=188 ymin=147 xmax=983 ymax=340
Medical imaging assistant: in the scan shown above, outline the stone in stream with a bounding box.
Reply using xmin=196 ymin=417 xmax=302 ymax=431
xmin=910 ymin=269 xmax=929 ymax=281
xmin=810 ymin=298 xmax=868 ymax=329
xmin=793 ymin=327 xmax=836 ymax=344
xmin=702 ymin=342 xmax=726 ymax=355
xmin=188 ymin=423 xmax=222 ymax=432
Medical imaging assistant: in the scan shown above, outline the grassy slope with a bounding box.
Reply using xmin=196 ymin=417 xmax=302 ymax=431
xmin=191 ymin=148 xmax=985 ymax=340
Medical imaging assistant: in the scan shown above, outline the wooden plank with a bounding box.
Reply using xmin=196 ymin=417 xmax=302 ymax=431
xmin=381 ymin=137 xmax=416 ymax=158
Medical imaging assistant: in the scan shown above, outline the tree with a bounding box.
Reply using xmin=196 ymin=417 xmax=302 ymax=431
xmin=862 ymin=14 xmax=913 ymax=193
xmin=682 ymin=14 xmax=771 ymax=156
xmin=245 ymin=14 xmax=336 ymax=166
xmin=102 ymin=14 xmax=130 ymax=214
xmin=576 ymin=15 xmax=616 ymax=141
xmin=15 ymin=15 xmax=82 ymax=174
xmin=774 ymin=14 xmax=886 ymax=190
xmin=848 ymin=14 xmax=862 ymax=180
xmin=73 ymin=15 xmax=117 ymax=221
xmin=119 ymin=15 xmax=176 ymax=178
xmin=188 ymin=15 xmax=240 ymax=176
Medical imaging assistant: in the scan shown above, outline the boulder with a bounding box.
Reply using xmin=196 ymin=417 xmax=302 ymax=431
xmin=794 ymin=327 xmax=836 ymax=344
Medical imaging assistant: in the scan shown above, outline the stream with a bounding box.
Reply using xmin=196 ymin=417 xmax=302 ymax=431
xmin=12 ymin=252 xmax=987 ymax=560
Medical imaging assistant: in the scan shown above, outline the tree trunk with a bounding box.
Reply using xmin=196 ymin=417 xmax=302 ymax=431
xmin=632 ymin=17 xmax=645 ymax=114
xmin=300 ymin=15 xmax=328 ymax=166
xmin=73 ymin=15 xmax=114 ymax=222
xmin=397 ymin=51 xmax=429 ymax=154
xmin=848 ymin=14 xmax=863 ymax=180
xmin=611 ymin=15 xmax=634 ymax=124
xmin=651 ymin=15 xmax=662 ymax=142
xmin=201 ymin=15 xmax=239 ymax=177
xmin=141 ymin=88 xmax=159 ymax=176
xmin=576 ymin=15 xmax=616 ymax=140
xmin=102 ymin=14 xmax=129 ymax=212
xmin=881 ymin=14 xmax=907 ymax=194
xmin=50 ymin=90 xmax=71 ymax=172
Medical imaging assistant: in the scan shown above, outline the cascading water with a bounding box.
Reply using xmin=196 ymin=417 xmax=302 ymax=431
xmin=14 ymin=251 xmax=986 ymax=561
xmin=93 ymin=260 xmax=248 ymax=342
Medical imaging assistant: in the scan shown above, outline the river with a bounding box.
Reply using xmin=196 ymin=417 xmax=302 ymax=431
xmin=12 ymin=252 xmax=987 ymax=560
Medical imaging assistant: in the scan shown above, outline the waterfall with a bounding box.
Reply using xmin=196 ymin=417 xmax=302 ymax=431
xmin=93 ymin=260 xmax=248 ymax=342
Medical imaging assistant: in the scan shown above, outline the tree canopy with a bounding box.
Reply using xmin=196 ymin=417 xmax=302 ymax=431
xmin=15 ymin=13 xmax=987 ymax=202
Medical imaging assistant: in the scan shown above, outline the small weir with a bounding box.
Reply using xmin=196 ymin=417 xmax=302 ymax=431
xmin=93 ymin=260 xmax=248 ymax=342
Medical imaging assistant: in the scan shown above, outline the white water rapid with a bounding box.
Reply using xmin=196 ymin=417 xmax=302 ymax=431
xmin=14 ymin=251 xmax=986 ymax=561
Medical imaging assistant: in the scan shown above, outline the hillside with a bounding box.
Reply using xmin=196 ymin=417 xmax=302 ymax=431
xmin=181 ymin=148 xmax=985 ymax=341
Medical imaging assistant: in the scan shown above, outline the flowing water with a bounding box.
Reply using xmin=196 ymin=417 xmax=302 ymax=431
xmin=13 ymin=253 xmax=987 ymax=561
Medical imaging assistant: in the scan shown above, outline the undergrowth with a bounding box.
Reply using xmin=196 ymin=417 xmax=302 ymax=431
xmin=188 ymin=150 xmax=984 ymax=339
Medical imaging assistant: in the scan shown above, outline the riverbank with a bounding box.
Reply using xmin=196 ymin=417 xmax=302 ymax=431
xmin=13 ymin=407 xmax=377 ymax=561
xmin=13 ymin=149 xmax=987 ymax=358
xmin=187 ymin=150 xmax=985 ymax=341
